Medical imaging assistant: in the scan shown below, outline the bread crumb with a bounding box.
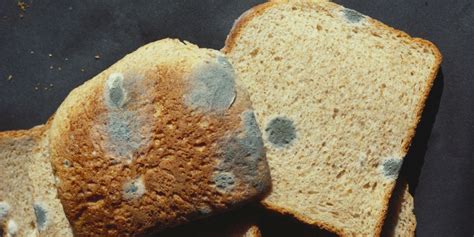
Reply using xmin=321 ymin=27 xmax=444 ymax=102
xmin=17 ymin=1 xmax=28 ymax=11
xmin=58 ymin=67 xmax=62 ymax=71
xmin=7 ymin=75 xmax=13 ymax=81
xmin=50 ymin=65 xmax=54 ymax=69
xmin=34 ymin=86 xmax=39 ymax=90
xmin=48 ymin=53 xmax=53 ymax=57
xmin=30 ymin=50 xmax=35 ymax=54
xmin=95 ymin=55 xmax=101 ymax=60
xmin=81 ymin=68 xmax=85 ymax=72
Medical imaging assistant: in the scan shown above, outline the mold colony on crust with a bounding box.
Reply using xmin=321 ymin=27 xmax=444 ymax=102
xmin=100 ymin=72 xmax=155 ymax=163
xmin=122 ymin=177 xmax=146 ymax=200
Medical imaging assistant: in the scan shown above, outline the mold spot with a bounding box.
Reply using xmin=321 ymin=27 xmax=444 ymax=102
xmin=221 ymin=111 xmax=265 ymax=172
xmin=7 ymin=219 xmax=18 ymax=236
xmin=105 ymin=72 xmax=126 ymax=108
xmin=342 ymin=8 xmax=365 ymax=23
xmin=185 ymin=56 xmax=236 ymax=113
xmin=198 ymin=205 xmax=212 ymax=215
xmin=122 ymin=177 xmax=146 ymax=200
xmin=63 ymin=160 xmax=71 ymax=168
xmin=382 ymin=158 xmax=403 ymax=179
xmin=106 ymin=112 xmax=144 ymax=160
xmin=33 ymin=203 xmax=47 ymax=231
xmin=216 ymin=110 xmax=269 ymax=192
xmin=0 ymin=202 xmax=10 ymax=221
xmin=265 ymin=116 xmax=296 ymax=148
xmin=213 ymin=172 xmax=236 ymax=192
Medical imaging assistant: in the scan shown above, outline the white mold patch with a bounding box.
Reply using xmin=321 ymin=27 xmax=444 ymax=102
xmin=0 ymin=202 xmax=10 ymax=221
xmin=122 ymin=177 xmax=146 ymax=200
xmin=7 ymin=219 xmax=18 ymax=236
xmin=184 ymin=55 xmax=236 ymax=114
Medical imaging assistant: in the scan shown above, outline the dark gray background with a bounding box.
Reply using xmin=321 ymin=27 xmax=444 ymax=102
xmin=0 ymin=0 xmax=472 ymax=236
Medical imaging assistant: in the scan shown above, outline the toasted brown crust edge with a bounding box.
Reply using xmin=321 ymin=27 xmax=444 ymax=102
xmin=223 ymin=1 xmax=442 ymax=236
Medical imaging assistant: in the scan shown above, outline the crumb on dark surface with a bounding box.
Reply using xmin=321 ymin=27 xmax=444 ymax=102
xmin=17 ymin=1 xmax=28 ymax=12
xmin=6 ymin=75 xmax=13 ymax=81
xmin=95 ymin=55 xmax=101 ymax=60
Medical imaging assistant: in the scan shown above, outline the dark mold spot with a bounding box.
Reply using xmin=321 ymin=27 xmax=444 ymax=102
xmin=382 ymin=158 xmax=403 ymax=179
xmin=213 ymin=172 xmax=235 ymax=192
xmin=266 ymin=116 xmax=296 ymax=148
xmin=185 ymin=56 xmax=236 ymax=113
xmin=63 ymin=160 xmax=71 ymax=168
xmin=216 ymin=111 xmax=269 ymax=192
xmin=106 ymin=73 xmax=126 ymax=108
xmin=33 ymin=203 xmax=47 ymax=231
xmin=343 ymin=8 xmax=365 ymax=23
xmin=224 ymin=111 xmax=265 ymax=162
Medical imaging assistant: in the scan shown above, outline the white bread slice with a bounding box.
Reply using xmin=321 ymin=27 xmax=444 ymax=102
xmin=0 ymin=125 xmax=73 ymax=237
xmin=383 ymin=182 xmax=416 ymax=237
xmin=223 ymin=1 xmax=441 ymax=236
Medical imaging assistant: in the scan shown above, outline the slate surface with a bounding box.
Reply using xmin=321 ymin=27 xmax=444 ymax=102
xmin=0 ymin=1 xmax=472 ymax=236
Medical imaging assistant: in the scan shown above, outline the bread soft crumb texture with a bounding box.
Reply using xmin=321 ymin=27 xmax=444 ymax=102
xmin=46 ymin=39 xmax=270 ymax=236
xmin=382 ymin=182 xmax=416 ymax=237
xmin=0 ymin=125 xmax=73 ymax=237
xmin=223 ymin=1 xmax=441 ymax=236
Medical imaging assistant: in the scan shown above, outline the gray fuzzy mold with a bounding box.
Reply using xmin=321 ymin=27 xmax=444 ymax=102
xmin=106 ymin=112 xmax=143 ymax=160
xmin=33 ymin=203 xmax=47 ymax=231
xmin=342 ymin=8 xmax=365 ymax=23
xmin=184 ymin=56 xmax=236 ymax=113
xmin=105 ymin=73 xmax=127 ymax=108
xmin=223 ymin=111 xmax=265 ymax=164
xmin=265 ymin=116 xmax=296 ymax=148
xmin=216 ymin=110 xmax=267 ymax=192
xmin=382 ymin=158 xmax=403 ymax=179
xmin=213 ymin=171 xmax=236 ymax=192
xmin=0 ymin=202 xmax=10 ymax=221
xmin=122 ymin=177 xmax=146 ymax=200
xmin=100 ymin=72 xmax=154 ymax=162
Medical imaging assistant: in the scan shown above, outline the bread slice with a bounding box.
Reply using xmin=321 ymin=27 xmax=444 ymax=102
xmin=0 ymin=124 xmax=73 ymax=237
xmin=1 ymin=39 xmax=271 ymax=236
xmin=223 ymin=1 xmax=441 ymax=235
xmin=383 ymin=182 xmax=416 ymax=237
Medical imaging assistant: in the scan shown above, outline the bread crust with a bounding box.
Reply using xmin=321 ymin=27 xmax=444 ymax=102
xmin=223 ymin=1 xmax=442 ymax=236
